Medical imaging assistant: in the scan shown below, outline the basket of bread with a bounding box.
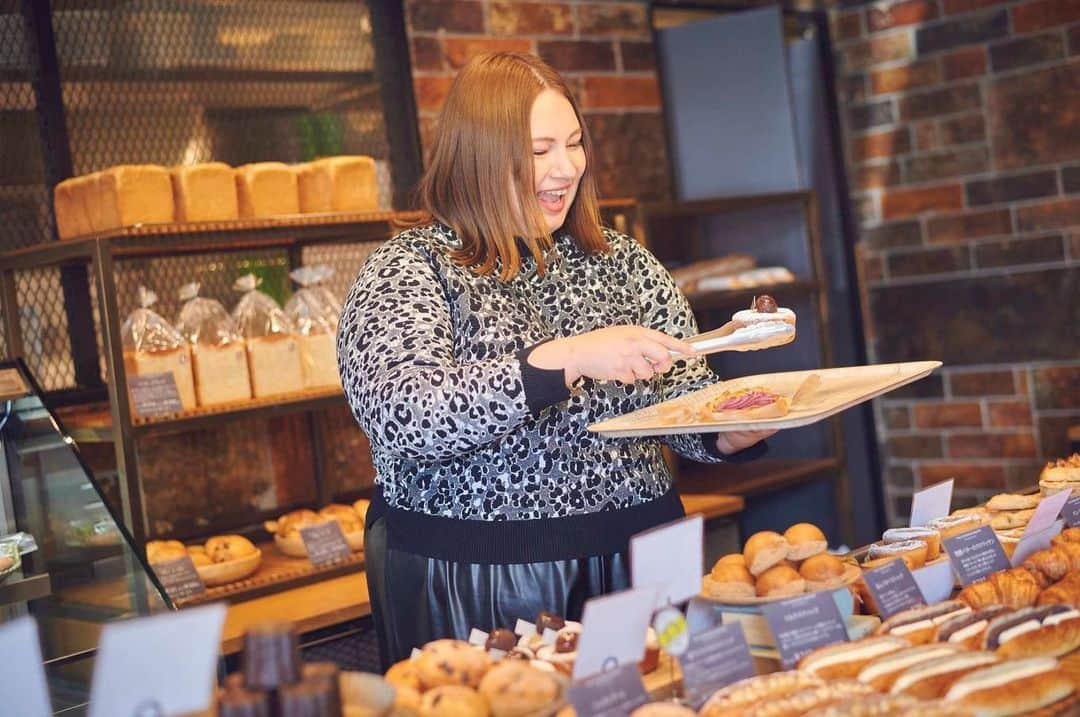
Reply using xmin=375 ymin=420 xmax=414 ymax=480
xmin=702 ymin=522 xmax=861 ymax=605
xmin=264 ymin=499 xmax=369 ymax=558
xmin=147 ymin=534 xmax=261 ymax=587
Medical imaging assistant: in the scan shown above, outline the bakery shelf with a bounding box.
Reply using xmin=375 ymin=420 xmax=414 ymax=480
xmin=0 ymin=66 xmax=375 ymax=85
xmin=640 ymin=191 xmax=812 ymax=220
xmin=686 ymin=279 xmax=822 ymax=312
xmin=675 ymin=458 xmax=839 ymax=499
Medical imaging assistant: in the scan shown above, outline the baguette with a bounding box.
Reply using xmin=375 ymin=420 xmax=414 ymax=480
xmin=943 ymin=657 xmax=1074 ymax=716
xmin=797 ymin=636 xmax=908 ymax=680
xmin=803 ymin=694 xmax=921 ymax=717
xmin=888 ymin=651 xmax=1000 ymax=700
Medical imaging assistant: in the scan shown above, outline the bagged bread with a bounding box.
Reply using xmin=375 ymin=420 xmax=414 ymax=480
xmin=231 ymin=274 xmax=304 ymax=398
xmin=284 ymin=265 xmax=341 ymax=389
xmin=121 ymin=286 xmax=196 ymax=414
xmin=176 ymin=282 xmax=252 ymax=407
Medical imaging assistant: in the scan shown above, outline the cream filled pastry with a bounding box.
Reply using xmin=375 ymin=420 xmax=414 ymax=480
xmin=724 ymin=295 xmax=796 ymax=346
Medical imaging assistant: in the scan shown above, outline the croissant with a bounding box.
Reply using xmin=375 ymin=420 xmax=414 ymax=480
xmin=1037 ymin=572 xmax=1080 ymax=608
xmin=1051 ymin=527 xmax=1080 ymax=546
xmin=1023 ymin=548 xmax=1072 ymax=583
xmin=1056 ymin=541 xmax=1080 ymax=571
xmin=958 ymin=568 xmax=1042 ymax=609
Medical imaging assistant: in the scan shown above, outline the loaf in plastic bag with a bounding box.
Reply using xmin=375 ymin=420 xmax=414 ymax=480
xmin=285 ymin=265 xmax=341 ymax=389
xmin=231 ymin=274 xmax=304 ymax=398
xmin=121 ymin=286 xmax=196 ymax=412
xmin=177 ymin=282 xmax=251 ymax=407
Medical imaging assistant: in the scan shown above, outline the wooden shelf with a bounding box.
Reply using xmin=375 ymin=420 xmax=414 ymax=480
xmin=686 ymin=279 xmax=821 ymax=312
xmin=640 ymin=191 xmax=811 ymax=220
xmin=676 ymin=458 xmax=839 ymax=499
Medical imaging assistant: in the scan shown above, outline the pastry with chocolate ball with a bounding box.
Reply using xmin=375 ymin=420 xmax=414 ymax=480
xmin=484 ymin=628 xmax=518 ymax=656
xmin=535 ymin=627 xmax=579 ymax=676
xmin=785 ymin=523 xmax=828 ymax=561
xmin=415 ymin=639 xmax=492 ymax=689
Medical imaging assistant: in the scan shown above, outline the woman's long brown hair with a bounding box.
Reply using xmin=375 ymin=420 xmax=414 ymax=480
xmin=414 ymin=52 xmax=606 ymax=280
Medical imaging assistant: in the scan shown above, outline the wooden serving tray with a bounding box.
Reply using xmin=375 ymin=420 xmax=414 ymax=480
xmin=588 ymin=361 xmax=941 ymax=437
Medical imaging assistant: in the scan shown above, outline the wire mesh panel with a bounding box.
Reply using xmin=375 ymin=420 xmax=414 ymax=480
xmin=302 ymin=240 xmax=384 ymax=300
xmin=14 ymin=267 xmax=76 ymax=390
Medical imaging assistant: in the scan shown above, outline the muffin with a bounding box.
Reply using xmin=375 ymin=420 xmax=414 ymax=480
xmin=478 ymin=661 xmax=562 ymax=717
xmin=416 ymin=639 xmax=492 ymax=689
xmin=419 ymin=685 xmax=490 ymax=717
xmin=386 ymin=658 xmax=423 ymax=691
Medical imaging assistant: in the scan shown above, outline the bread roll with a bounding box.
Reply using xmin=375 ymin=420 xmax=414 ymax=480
xmin=799 ymin=553 xmax=846 ymax=589
xmin=784 ymin=523 xmax=827 ymax=561
xmin=743 ymin=530 xmax=790 ymax=576
xmin=716 ymin=552 xmax=747 ymax=568
xmin=756 ymin=564 xmax=805 ymax=598
xmin=703 ymin=562 xmax=755 ymax=600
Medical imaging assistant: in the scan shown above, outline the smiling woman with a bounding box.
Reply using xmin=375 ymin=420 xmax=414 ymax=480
xmin=338 ymin=52 xmax=775 ymax=669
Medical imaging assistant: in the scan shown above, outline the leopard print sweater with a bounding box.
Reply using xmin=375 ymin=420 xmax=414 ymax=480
xmin=338 ymin=222 xmax=725 ymax=523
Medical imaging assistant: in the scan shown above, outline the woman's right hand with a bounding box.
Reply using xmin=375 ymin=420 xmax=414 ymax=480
xmin=528 ymin=326 xmax=696 ymax=387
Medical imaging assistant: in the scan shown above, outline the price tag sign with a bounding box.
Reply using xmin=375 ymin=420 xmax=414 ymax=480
xmin=129 ymin=373 xmax=183 ymax=417
xmin=862 ymin=559 xmax=926 ymax=618
xmin=88 ymin=604 xmax=226 ymax=717
xmin=761 ymin=591 xmax=849 ymax=669
xmin=630 ymin=515 xmax=704 ymax=609
xmin=943 ymin=525 xmax=1011 ymax=586
xmin=566 ymin=663 xmax=649 ymax=717
xmin=300 ymin=521 xmax=352 ymax=567
xmin=678 ymin=623 xmax=756 ymax=708
xmin=1063 ymin=495 xmax=1080 ymax=528
xmin=153 ymin=555 xmax=206 ymax=601
xmin=912 ymin=559 xmax=954 ymax=604
xmin=573 ymin=587 xmax=656 ymax=680
xmin=0 ymin=617 xmax=51 ymax=717
xmin=910 ymin=479 xmax=953 ymax=527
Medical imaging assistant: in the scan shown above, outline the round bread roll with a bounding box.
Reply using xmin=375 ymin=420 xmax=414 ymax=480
xmin=320 ymin=503 xmax=363 ymax=533
xmin=419 ymin=685 xmax=490 ymax=717
xmin=755 ymin=564 xmax=805 ymax=598
xmin=710 ymin=559 xmax=754 ymax=584
xmin=416 ymin=639 xmax=492 ymax=690
xmin=715 ymin=553 xmax=747 ymax=568
xmin=784 ymin=523 xmax=828 ymax=561
xmin=205 ymin=534 xmax=258 ymax=563
xmin=385 ymin=658 xmax=422 ymax=691
xmin=799 ymin=553 xmax=846 ymax=588
xmin=264 ymin=508 xmax=323 ymax=538
xmin=146 ymin=539 xmax=187 ymax=564
xmin=478 ymin=661 xmax=561 ymax=717
xmin=743 ymin=531 xmax=790 ymax=576
xmin=704 ymin=562 xmax=756 ymax=600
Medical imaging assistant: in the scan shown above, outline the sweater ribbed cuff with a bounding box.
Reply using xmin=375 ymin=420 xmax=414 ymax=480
xmin=700 ymin=433 xmax=769 ymax=464
xmin=517 ymin=339 xmax=571 ymax=417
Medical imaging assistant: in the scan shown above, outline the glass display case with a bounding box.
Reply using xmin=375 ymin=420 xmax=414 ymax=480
xmin=0 ymin=359 xmax=169 ymax=714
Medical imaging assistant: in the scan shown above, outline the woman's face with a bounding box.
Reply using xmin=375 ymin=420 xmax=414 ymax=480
xmin=530 ymin=88 xmax=586 ymax=232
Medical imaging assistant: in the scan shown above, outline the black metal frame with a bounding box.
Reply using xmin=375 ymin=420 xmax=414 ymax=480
xmin=647 ymin=1 xmax=885 ymax=542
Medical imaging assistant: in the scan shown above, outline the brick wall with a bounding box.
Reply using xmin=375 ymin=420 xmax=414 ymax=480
xmin=829 ymin=0 xmax=1079 ymax=523
xmin=402 ymin=0 xmax=670 ymax=199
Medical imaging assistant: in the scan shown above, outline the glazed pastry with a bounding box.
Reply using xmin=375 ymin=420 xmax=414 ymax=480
xmin=943 ymin=656 xmax=1075 ymax=716
xmin=1022 ymin=546 xmax=1072 ymax=583
xmin=866 ymin=540 xmax=928 ymax=571
xmin=983 ymin=604 xmax=1080 ymax=658
xmin=477 ymin=661 xmax=562 ymax=717
xmin=881 ymin=526 xmax=941 ymax=561
xmin=928 ymin=512 xmax=989 ymax=540
xmin=146 ymin=539 xmax=187 ymax=563
xmin=888 ymin=651 xmax=1000 ymax=699
xmin=419 ymin=685 xmax=490 ymax=717
xmin=264 ymin=509 xmax=323 ymax=537
xmin=784 ymin=523 xmax=828 ymax=561
xmin=415 ymin=639 xmax=492 ymax=689
xmin=874 ymin=601 xmax=971 ymax=645
xmin=797 ymin=636 xmax=908 ymax=679
xmin=319 ymin=503 xmax=363 ymax=533
xmin=856 ymin=644 xmax=963 ymax=692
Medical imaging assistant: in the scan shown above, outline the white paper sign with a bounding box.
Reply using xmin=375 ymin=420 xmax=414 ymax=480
xmin=1011 ymin=519 xmax=1065 ymax=567
xmin=573 ymin=587 xmax=657 ymax=680
xmin=631 ymin=514 xmax=704 ymax=609
xmin=911 ymin=558 xmax=954 ymax=604
xmin=910 ymin=479 xmax=953 ymax=527
xmin=89 ymin=604 xmax=226 ymax=717
xmin=1026 ymin=489 xmax=1070 ymax=537
xmin=0 ymin=617 xmax=51 ymax=717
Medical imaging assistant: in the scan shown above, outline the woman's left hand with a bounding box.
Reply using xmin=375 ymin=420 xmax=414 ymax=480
xmin=715 ymin=429 xmax=777 ymax=456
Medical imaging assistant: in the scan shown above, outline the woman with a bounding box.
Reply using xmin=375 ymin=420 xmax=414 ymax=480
xmin=338 ymin=52 xmax=773 ymax=667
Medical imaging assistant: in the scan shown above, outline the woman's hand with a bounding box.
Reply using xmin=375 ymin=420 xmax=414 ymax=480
xmin=528 ymin=326 xmax=695 ymax=387
xmin=715 ymin=429 xmax=776 ymax=456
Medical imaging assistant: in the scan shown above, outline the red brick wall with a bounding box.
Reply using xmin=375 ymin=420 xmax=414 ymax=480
xmin=830 ymin=0 xmax=1079 ymax=523
xmin=402 ymin=0 xmax=670 ymax=199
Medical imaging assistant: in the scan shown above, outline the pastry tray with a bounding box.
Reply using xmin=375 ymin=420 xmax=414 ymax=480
xmin=588 ymin=361 xmax=941 ymax=437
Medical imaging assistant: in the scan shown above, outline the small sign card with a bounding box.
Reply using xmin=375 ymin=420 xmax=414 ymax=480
xmin=153 ymin=555 xmax=206 ymax=601
xmin=679 ymin=623 xmax=756 ymax=708
xmin=1011 ymin=520 xmax=1065 ymax=567
xmin=1010 ymin=490 xmax=1070 ymax=566
xmin=1063 ymin=495 xmax=1080 ymax=528
xmin=566 ymin=663 xmax=649 ymax=717
xmin=300 ymin=521 xmax=352 ymax=567
xmin=0 ymin=617 xmax=52 ymax=717
xmin=910 ymin=479 xmax=953 ymax=527
xmin=943 ymin=525 xmax=1011 ymax=587
xmin=573 ymin=586 xmax=656 ymax=680
xmin=631 ymin=514 xmax=704 ymax=610
xmin=761 ymin=591 xmax=848 ymax=669
xmin=685 ymin=597 xmax=719 ymax=635
xmin=129 ymin=373 xmax=183 ymax=417
xmin=862 ymin=559 xmax=926 ymax=618
xmin=912 ymin=559 xmax=954 ymax=604
xmin=88 ymin=604 xmax=226 ymax=717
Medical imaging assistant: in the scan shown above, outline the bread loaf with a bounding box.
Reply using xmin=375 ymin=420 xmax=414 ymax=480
xmin=247 ymin=335 xmax=304 ymax=398
xmin=235 ymin=162 xmax=299 ymax=218
xmin=171 ymin=162 xmax=238 ymax=222
xmin=54 ymin=176 xmax=93 ymax=239
xmin=295 ymin=156 xmax=378 ymax=213
xmin=191 ymin=342 xmax=251 ymax=406
xmin=93 ymin=165 xmax=175 ymax=230
xmin=123 ymin=346 xmax=196 ymax=413
xmin=298 ymin=333 xmax=340 ymax=389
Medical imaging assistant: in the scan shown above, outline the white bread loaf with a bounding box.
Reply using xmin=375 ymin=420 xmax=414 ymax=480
xmin=298 ymin=332 xmax=340 ymax=389
xmin=92 ymin=165 xmax=175 ymax=231
xmin=170 ymin=162 xmax=238 ymax=222
xmin=246 ymin=335 xmax=304 ymax=398
xmin=191 ymin=342 xmax=251 ymax=406
xmin=295 ymin=156 xmax=378 ymax=213
xmin=234 ymin=162 xmax=299 ymax=218
xmin=123 ymin=346 xmax=197 ymax=413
